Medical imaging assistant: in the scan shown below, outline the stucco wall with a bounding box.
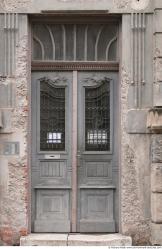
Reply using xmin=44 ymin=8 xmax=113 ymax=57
xmin=0 ymin=15 xmax=29 ymax=245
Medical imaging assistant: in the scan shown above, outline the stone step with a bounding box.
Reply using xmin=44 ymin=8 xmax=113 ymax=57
xmin=20 ymin=233 xmax=132 ymax=246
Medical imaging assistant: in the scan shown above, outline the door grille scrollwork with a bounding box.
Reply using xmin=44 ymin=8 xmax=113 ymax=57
xmin=85 ymin=79 xmax=110 ymax=151
xmin=40 ymin=78 xmax=66 ymax=151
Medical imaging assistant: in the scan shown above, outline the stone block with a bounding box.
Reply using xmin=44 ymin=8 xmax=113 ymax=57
xmin=155 ymin=34 xmax=162 ymax=57
xmin=68 ymin=234 xmax=132 ymax=246
xmin=151 ymin=192 xmax=162 ymax=223
xmin=0 ymin=82 xmax=14 ymax=108
xmin=20 ymin=234 xmax=68 ymax=246
xmin=126 ymin=110 xmax=148 ymax=134
xmin=151 ymin=223 xmax=162 ymax=245
xmin=154 ymin=0 xmax=162 ymax=9
xmin=153 ymin=82 xmax=162 ymax=107
xmin=154 ymin=10 xmax=162 ymax=33
xmin=151 ymin=164 xmax=162 ymax=192
xmin=0 ymin=109 xmax=12 ymax=133
xmin=151 ymin=135 xmax=162 ymax=162
xmin=155 ymin=58 xmax=162 ymax=82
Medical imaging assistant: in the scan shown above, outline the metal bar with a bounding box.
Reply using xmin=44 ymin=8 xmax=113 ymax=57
xmin=8 ymin=13 xmax=11 ymax=76
xmin=15 ymin=13 xmax=18 ymax=46
xmin=138 ymin=13 xmax=141 ymax=108
xmin=4 ymin=13 xmax=7 ymax=75
xmin=11 ymin=13 xmax=15 ymax=75
xmin=135 ymin=13 xmax=138 ymax=108
xmin=71 ymin=70 xmax=78 ymax=232
xmin=84 ymin=25 xmax=88 ymax=61
xmin=62 ymin=25 xmax=66 ymax=60
xmin=142 ymin=13 xmax=145 ymax=85
xmin=131 ymin=13 xmax=134 ymax=85
xmin=95 ymin=25 xmax=103 ymax=61
xmin=46 ymin=25 xmax=55 ymax=60
xmin=74 ymin=24 xmax=77 ymax=61
xmin=106 ymin=36 xmax=117 ymax=61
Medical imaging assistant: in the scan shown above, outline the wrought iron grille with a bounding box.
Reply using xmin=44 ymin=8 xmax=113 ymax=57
xmin=40 ymin=79 xmax=65 ymax=151
xmin=32 ymin=23 xmax=118 ymax=62
xmin=85 ymin=80 xmax=110 ymax=151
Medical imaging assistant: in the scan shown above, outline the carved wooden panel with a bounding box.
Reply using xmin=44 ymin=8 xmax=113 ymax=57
xmin=40 ymin=160 xmax=66 ymax=178
xmin=34 ymin=189 xmax=70 ymax=232
xmin=80 ymin=189 xmax=115 ymax=232
xmin=86 ymin=162 xmax=109 ymax=177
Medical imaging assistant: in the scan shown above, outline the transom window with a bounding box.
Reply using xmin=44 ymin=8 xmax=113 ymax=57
xmin=32 ymin=23 xmax=118 ymax=62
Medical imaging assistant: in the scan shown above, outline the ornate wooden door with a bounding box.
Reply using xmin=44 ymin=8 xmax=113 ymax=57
xmin=31 ymin=72 xmax=73 ymax=232
xmin=31 ymin=18 xmax=119 ymax=233
xmin=31 ymin=71 xmax=118 ymax=232
xmin=77 ymin=71 xmax=118 ymax=232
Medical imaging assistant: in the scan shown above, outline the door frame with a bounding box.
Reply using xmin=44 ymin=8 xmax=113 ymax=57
xmin=28 ymin=14 xmax=122 ymax=233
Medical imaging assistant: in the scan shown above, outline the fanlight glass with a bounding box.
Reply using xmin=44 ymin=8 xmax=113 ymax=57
xmin=32 ymin=23 xmax=118 ymax=62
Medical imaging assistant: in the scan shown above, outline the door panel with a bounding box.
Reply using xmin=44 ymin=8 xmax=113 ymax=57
xmin=77 ymin=72 xmax=118 ymax=232
xmin=31 ymin=72 xmax=72 ymax=232
xmin=31 ymin=71 xmax=118 ymax=233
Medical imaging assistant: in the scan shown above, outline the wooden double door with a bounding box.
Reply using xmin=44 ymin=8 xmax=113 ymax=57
xmin=31 ymin=71 xmax=119 ymax=233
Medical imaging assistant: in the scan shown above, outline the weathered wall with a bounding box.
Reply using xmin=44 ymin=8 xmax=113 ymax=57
xmin=119 ymin=12 xmax=154 ymax=245
xmin=0 ymin=15 xmax=29 ymax=245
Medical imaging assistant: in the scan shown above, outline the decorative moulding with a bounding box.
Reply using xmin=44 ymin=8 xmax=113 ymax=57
xmin=130 ymin=12 xmax=146 ymax=109
xmin=147 ymin=108 xmax=162 ymax=133
xmin=130 ymin=0 xmax=150 ymax=11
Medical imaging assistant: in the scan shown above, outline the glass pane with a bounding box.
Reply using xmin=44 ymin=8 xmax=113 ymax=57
xmin=85 ymin=80 xmax=110 ymax=151
xmin=40 ymin=80 xmax=65 ymax=151
xmin=32 ymin=23 xmax=118 ymax=62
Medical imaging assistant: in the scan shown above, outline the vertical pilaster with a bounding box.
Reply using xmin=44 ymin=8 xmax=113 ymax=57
xmin=0 ymin=13 xmax=19 ymax=77
xmin=131 ymin=13 xmax=146 ymax=108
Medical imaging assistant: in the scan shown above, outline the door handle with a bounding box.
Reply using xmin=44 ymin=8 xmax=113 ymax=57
xmin=77 ymin=151 xmax=81 ymax=167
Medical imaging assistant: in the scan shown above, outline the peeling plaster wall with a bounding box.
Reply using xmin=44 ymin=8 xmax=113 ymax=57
xmin=120 ymin=68 xmax=151 ymax=245
xmin=0 ymin=16 xmax=29 ymax=245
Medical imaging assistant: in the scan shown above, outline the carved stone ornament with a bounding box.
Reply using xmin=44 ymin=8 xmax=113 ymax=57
xmin=131 ymin=0 xmax=150 ymax=11
xmin=113 ymin=0 xmax=129 ymax=9
xmin=39 ymin=76 xmax=67 ymax=87
xmin=81 ymin=76 xmax=111 ymax=87
xmin=0 ymin=0 xmax=12 ymax=11
xmin=151 ymin=135 xmax=162 ymax=163
xmin=147 ymin=108 xmax=162 ymax=133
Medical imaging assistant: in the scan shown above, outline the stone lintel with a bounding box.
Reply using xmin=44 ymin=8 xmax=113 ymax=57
xmin=0 ymin=0 xmax=154 ymax=14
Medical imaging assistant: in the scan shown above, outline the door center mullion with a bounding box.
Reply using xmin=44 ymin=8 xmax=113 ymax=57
xmin=71 ymin=70 xmax=78 ymax=232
